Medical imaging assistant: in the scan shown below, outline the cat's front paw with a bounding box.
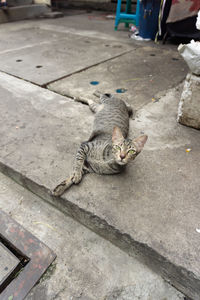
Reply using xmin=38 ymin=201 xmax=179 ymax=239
xmin=72 ymin=172 xmax=82 ymax=184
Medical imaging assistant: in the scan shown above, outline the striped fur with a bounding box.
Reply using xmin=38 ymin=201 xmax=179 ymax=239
xmin=53 ymin=93 xmax=147 ymax=196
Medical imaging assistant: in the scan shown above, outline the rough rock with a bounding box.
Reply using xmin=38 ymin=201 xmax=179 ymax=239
xmin=178 ymin=73 xmax=200 ymax=129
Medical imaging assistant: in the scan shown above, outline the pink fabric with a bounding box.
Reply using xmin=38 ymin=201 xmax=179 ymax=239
xmin=167 ymin=0 xmax=200 ymax=23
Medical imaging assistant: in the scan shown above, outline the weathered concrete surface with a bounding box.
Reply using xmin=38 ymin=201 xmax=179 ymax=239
xmin=48 ymin=46 xmax=188 ymax=110
xmin=0 ymin=5 xmax=50 ymax=24
xmin=35 ymin=11 xmax=138 ymax=42
xmin=0 ymin=26 xmax=69 ymax=54
xmin=0 ymin=26 xmax=132 ymax=85
xmin=0 ymin=72 xmax=199 ymax=299
xmin=0 ymin=173 xmax=185 ymax=300
xmin=178 ymin=73 xmax=200 ymax=129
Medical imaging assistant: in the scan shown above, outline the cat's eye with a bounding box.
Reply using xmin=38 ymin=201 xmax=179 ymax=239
xmin=113 ymin=145 xmax=121 ymax=151
xmin=128 ymin=149 xmax=136 ymax=154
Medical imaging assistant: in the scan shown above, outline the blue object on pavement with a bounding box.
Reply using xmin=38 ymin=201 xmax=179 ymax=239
xmin=90 ymin=81 xmax=99 ymax=85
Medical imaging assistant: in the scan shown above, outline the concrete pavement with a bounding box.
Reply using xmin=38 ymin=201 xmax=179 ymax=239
xmin=0 ymin=172 xmax=185 ymax=300
xmin=0 ymin=10 xmax=199 ymax=299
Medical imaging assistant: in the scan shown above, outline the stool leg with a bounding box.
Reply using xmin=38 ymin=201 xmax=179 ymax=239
xmin=115 ymin=19 xmax=120 ymax=30
xmin=125 ymin=21 xmax=129 ymax=28
xmin=126 ymin=0 xmax=132 ymax=14
xmin=115 ymin=0 xmax=122 ymax=30
xmin=125 ymin=0 xmax=131 ymax=28
xmin=135 ymin=0 xmax=140 ymax=26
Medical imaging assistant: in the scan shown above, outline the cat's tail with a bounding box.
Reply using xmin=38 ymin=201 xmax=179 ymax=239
xmin=52 ymin=175 xmax=74 ymax=197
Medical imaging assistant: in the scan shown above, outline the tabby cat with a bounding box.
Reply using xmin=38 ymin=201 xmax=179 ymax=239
xmin=53 ymin=92 xmax=147 ymax=196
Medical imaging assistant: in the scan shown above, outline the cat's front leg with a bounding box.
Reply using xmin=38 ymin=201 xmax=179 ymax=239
xmin=72 ymin=142 xmax=89 ymax=184
xmin=72 ymin=170 xmax=83 ymax=184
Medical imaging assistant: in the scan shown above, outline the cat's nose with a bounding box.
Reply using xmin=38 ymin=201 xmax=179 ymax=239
xmin=120 ymin=153 xmax=126 ymax=160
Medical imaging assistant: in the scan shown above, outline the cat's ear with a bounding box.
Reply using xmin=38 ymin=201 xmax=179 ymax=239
xmin=133 ymin=135 xmax=148 ymax=152
xmin=112 ymin=127 xmax=124 ymax=144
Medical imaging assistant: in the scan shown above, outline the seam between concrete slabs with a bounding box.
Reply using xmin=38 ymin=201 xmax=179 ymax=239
xmin=0 ymin=47 xmax=133 ymax=88
xmin=43 ymin=48 xmax=134 ymax=87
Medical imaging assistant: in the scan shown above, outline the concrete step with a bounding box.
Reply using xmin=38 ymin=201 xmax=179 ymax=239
xmin=0 ymin=172 xmax=185 ymax=299
xmin=0 ymin=4 xmax=50 ymax=24
xmin=0 ymin=71 xmax=199 ymax=299
xmin=7 ymin=0 xmax=33 ymax=6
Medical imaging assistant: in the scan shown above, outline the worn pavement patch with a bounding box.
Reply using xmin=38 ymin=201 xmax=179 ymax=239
xmin=48 ymin=46 xmax=188 ymax=110
xmin=0 ymin=72 xmax=199 ymax=299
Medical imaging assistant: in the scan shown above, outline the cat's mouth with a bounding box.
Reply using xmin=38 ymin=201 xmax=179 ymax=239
xmin=116 ymin=159 xmax=127 ymax=166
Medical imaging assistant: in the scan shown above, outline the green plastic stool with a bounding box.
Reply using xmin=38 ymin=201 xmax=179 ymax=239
xmin=115 ymin=0 xmax=140 ymax=30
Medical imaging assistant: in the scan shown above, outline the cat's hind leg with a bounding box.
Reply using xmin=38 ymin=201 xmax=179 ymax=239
xmin=125 ymin=102 xmax=133 ymax=117
xmin=74 ymin=95 xmax=99 ymax=114
xmin=93 ymin=90 xmax=111 ymax=101
xmin=87 ymin=99 xmax=100 ymax=113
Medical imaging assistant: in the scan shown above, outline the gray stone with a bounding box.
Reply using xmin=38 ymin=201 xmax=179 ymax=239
xmin=178 ymin=73 xmax=200 ymax=129
xmin=0 ymin=172 xmax=184 ymax=300
xmin=0 ymin=72 xmax=199 ymax=299
xmin=0 ymin=5 xmax=50 ymax=24
xmin=48 ymin=46 xmax=187 ymax=110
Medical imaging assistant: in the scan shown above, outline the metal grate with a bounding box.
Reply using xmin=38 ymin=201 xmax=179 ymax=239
xmin=0 ymin=210 xmax=56 ymax=300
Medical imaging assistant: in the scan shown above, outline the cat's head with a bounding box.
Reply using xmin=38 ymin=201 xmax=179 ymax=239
xmin=112 ymin=127 xmax=148 ymax=166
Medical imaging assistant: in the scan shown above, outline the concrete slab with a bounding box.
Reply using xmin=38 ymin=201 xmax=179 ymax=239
xmin=0 ymin=172 xmax=184 ymax=300
xmin=32 ymin=11 xmax=181 ymax=53
xmin=0 ymin=72 xmax=199 ymax=299
xmin=0 ymin=11 xmax=179 ymax=46
xmin=35 ymin=12 xmax=135 ymax=42
xmin=48 ymin=45 xmax=188 ymax=110
xmin=0 ymin=31 xmax=131 ymax=85
xmin=0 ymin=13 xmax=131 ymax=53
xmin=0 ymin=27 xmax=69 ymax=54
